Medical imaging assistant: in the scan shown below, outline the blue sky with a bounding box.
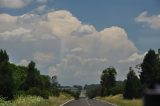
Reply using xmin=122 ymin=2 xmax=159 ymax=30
xmin=0 ymin=0 xmax=160 ymax=85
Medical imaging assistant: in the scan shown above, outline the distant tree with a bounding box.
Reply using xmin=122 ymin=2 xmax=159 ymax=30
xmin=0 ymin=49 xmax=14 ymax=100
xmin=140 ymin=49 xmax=160 ymax=88
xmin=158 ymin=49 xmax=160 ymax=55
xmin=100 ymin=67 xmax=117 ymax=96
xmin=123 ymin=67 xmax=142 ymax=99
xmin=51 ymin=75 xmax=58 ymax=87
xmin=50 ymin=75 xmax=60 ymax=96
xmin=85 ymin=84 xmax=102 ymax=99
xmin=73 ymin=85 xmax=83 ymax=91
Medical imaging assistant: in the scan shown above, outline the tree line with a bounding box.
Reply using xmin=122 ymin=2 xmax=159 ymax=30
xmin=86 ymin=49 xmax=160 ymax=99
xmin=0 ymin=49 xmax=59 ymax=100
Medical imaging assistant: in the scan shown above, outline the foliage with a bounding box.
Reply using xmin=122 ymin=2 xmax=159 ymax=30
xmin=111 ymin=81 xmax=124 ymax=95
xmin=50 ymin=76 xmax=60 ymax=97
xmin=0 ymin=49 xmax=14 ymax=100
xmin=0 ymin=93 xmax=73 ymax=106
xmin=140 ymin=49 xmax=160 ymax=89
xmin=11 ymin=64 xmax=27 ymax=92
xmin=21 ymin=61 xmax=41 ymax=91
xmin=100 ymin=67 xmax=117 ymax=96
xmin=123 ymin=67 xmax=142 ymax=99
xmin=0 ymin=49 xmax=60 ymax=100
xmin=27 ymin=87 xmax=50 ymax=99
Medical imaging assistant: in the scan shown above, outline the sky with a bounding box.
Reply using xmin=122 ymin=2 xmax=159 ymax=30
xmin=0 ymin=0 xmax=160 ymax=86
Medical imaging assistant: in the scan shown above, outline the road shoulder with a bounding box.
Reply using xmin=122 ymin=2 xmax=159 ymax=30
xmin=95 ymin=98 xmax=118 ymax=106
xmin=60 ymin=99 xmax=74 ymax=106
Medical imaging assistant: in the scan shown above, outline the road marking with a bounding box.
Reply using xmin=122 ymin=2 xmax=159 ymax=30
xmin=104 ymin=101 xmax=117 ymax=106
xmin=95 ymin=99 xmax=117 ymax=106
xmin=85 ymin=99 xmax=91 ymax=106
xmin=59 ymin=99 xmax=74 ymax=106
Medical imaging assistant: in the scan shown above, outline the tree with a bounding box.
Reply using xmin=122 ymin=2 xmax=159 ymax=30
xmin=51 ymin=76 xmax=58 ymax=87
xmin=0 ymin=50 xmax=9 ymax=62
xmin=123 ymin=67 xmax=142 ymax=99
xmin=100 ymin=67 xmax=117 ymax=96
xmin=40 ymin=75 xmax=51 ymax=89
xmin=111 ymin=81 xmax=124 ymax=95
xmin=0 ymin=49 xmax=14 ymax=100
xmin=140 ymin=49 xmax=160 ymax=88
xmin=21 ymin=61 xmax=41 ymax=90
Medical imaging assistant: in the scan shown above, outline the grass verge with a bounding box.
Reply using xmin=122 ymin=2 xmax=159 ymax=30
xmin=0 ymin=93 xmax=73 ymax=106
xmin=97 ymin=94 xmax=143 ymax=106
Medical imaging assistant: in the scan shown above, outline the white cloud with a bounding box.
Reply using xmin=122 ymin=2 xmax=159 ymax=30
xmin=48 ymin=66 xmax=58 ymax=77
xmin=84 ymin=58 xmax=108 ymax=62
xmin=136 ymin=11 xmax=160 ymax=30
xmin=118 ymin=52 xmax=146 ymax=63
xmin=0 ymin=14 xmax=17 ymax=23
xmin=71 ymin=48 xmax=83 ymax=52
xmin=0 ymin=0 xmax=32 ymax=9
xmin=72 ymin=25 xmax=96 ymax=37
xmin=33 ymin=52 xmax=54 ymax=63
xmin=18 ymin=59 xmax=29 ymax=66
xmin=0 ymin=0 xmax=48 ymax=9
xmin=0 ymin=27 xmax=31 ymax=40
xmin=46 ymin=10 xmax=82 ymax=38
xmin=0 ymin=10 xmax=146 ymax=85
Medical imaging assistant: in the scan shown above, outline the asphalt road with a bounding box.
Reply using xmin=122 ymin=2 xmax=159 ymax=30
xmin=63 ymin=98 xmax=116 ymax=106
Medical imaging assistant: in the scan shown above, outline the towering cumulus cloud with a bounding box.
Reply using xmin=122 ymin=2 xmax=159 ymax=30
xmin=0 ymin=10 xmax=145 ymax=85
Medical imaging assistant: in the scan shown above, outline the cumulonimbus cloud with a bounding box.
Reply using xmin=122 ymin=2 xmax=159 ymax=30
xmin=0 ymin=10 xmax=145 ymax=85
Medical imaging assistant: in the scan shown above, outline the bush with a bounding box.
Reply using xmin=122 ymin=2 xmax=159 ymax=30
xmin=40 ymin=90 xmax=50 ymax=99
xmin=111 ymin=82 xmax=124 ymax=95
xmin=50 ymin=88 xmax=60 ymax=97
xmin=27 ymin=87 xmax=49 ymax=99
xmin=15 ymin=90 xmax=27 ymax=97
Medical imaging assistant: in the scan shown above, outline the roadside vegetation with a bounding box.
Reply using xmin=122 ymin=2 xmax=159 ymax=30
xmin=85 ymin=49 xmax=160 ymax=105
xmin=0 ymin=49 xmax=78 ymax=105
xmin=1 ymin=48 xmax=160 ymax=105
xmin=97 ymin=94 xmax=143 ymax=106
xmin=0 ymin=93 xmax=73 ymax=106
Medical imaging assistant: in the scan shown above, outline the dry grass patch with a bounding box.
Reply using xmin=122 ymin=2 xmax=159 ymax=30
xmin=0 ymin=93 xmax=73 ymax=106
xmin=97 ymin=94 xmax=143 ymax=106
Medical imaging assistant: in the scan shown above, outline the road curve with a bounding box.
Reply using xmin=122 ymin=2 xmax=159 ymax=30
xmin=63 ymin=98 xmax=116 ymax=106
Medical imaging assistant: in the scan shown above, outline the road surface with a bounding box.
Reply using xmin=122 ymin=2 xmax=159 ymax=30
xmin=63 ymin=98 xmax=116 ymax=106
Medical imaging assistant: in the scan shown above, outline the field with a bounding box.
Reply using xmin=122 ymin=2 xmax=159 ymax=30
xmin=0 ymin=93 xmax=73 ymax=106
xmin=97 ymin=94 xmax=143 ymax=106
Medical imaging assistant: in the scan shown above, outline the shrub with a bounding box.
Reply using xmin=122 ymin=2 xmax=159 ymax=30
xmin=27 ymin=87 xmax=49 ymax=99
xmin=50 ymin=88 xmax=60 ymax=97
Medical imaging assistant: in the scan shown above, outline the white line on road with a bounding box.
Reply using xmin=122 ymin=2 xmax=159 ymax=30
xmin=104 ymin=101 xmax=117 ymax=106
xmin=59 ymin=99 xmax=74 ymax=106
xmin=95 ymin=99 xmax=117 ymax=106
xmin=85 ymin=99 xmax=91 ymax=106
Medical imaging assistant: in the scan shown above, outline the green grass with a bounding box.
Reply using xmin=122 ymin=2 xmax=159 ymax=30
xmin=0 ymin=93 xmax=73 ymax=106
xmin=97 ymin=94 xmax=143 ymax=106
